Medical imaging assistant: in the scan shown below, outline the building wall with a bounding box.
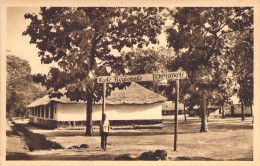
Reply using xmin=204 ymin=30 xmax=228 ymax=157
xmin=93 ymin=103 xmax=162 ymax=121
xmin=29 ymin=102 xmax=162 ymax=128
xmin=53 ymin=104 xmax=58 ymax=120
xmin=223 ymin=105 xmax=231 ymax=115
xmin=162 ymin=102 xmax=184 ymax=111
xmin=223 ymin=104 xmax=252 ymax=115
xmin=162 ymin=102 xmax=174 ymax=111
xmin=208 ymin=109 xmax=220 ymax=117
xmin=56 ymin=103 xmax=86 ymax=121
xmin=56 ymin=103 xmax=162 ymax=121
xmin=233 ymin=104 xmax=251 ymax=114
xmin=29 ymin=103 xmax=59 ymax=128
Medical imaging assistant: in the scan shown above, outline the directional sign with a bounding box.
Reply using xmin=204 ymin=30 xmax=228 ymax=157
xmin=98 ymin=70 xmax=187 ymax=151
xmin=97 ymin=71 xmax=187 ymax=83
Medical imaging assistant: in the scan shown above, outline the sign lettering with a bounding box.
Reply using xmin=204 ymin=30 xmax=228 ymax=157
xmin=97 ymin=71 xmax=187 ymax=83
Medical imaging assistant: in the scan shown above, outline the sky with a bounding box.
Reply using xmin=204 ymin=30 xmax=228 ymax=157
xmin=6 ymin=7 xmax=169 ymax=75
xmin=7 ymin=7 xmax=59 ymax=74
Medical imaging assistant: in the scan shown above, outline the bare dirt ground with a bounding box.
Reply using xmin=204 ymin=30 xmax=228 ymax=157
xmin=6 ymin=116 xmax=253 ymax=160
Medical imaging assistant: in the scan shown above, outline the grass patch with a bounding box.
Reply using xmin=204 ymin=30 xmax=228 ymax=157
xmin=11 ymin=124 xmax=63 ymax=151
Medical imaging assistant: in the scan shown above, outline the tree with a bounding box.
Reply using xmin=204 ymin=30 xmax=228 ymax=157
xmin=207 ymin=59 xmax=237 ymax=119
xmin=230 ymin=29 xmax=253 ymax=121
xmin=122 ymin=46 xmax=174 ymax=93
xmin=6 ymin=53 xmax=47 ymax=117
xmin=166 ymin=7 xmax=253 ymax=132
xmin=122 ymin=46 xmax=204 ymax=122
xmin=23 ymin=7 xmax=166 ymax=136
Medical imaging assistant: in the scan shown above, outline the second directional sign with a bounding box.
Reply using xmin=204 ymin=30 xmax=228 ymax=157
xmin=97 ymin=71 xmax=187 ymax=83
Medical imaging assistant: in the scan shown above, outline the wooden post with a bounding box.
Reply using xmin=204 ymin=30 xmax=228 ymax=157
xmin=174 ymin=79 xmax=179 ymax=151
xmin=241 ymin=99 xmax=245 ymax=121
xmin=221 ymin=104 xmax=225 ymax=119
xmin=102 ymin=83 xmax=106 ymax=120
xmin=184 ymin=104 xmax=187 ymax=122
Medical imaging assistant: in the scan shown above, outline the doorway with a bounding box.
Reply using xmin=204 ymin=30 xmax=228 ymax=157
xmin=231 ymin=106 xmax=235 ymax=116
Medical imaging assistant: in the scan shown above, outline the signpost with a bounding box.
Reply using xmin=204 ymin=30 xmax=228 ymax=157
xmin=97 ymin=71 xmax=187 ymax=83
xmin=102 ymin=83 xmax=106 ymax=119
xmin=97 ymin=70 xmax=187 ymax=151
xmin=174 ymin=79 xmax=179 ymax=151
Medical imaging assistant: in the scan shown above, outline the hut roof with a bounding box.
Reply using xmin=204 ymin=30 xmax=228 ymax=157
xmin=26 ymin=95 xmax=85 ymax=108
xmin=27 ymin=83 xmax=167 ymax=108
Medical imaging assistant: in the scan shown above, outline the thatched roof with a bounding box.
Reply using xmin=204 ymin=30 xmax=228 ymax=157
xmin=26 ymin=95 xmax=85 ymax=108
xmin=27 ymin=83 xmax=167 ymax=108
xmin=96 ymin=83 xmax=167 ymax=105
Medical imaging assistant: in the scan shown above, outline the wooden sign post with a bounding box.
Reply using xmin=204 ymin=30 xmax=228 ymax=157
xmin=97 ymin=70 xmax=187 ymax=151
xmin=102 ymin=83 xmax=106 ymax=120
xmin=174 ymin=79 xmax=179 ymax=151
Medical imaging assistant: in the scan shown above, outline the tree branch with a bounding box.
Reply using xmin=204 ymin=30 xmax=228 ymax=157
xmin=89 ymin=33 xmax=105 ymax=70
xmin=89 ymin=22 xmax=134 ymax=70
xmin=217 ymin=11 xmax=240 ymax=33
xmin=218 ymin=30 xmax=235 ymax=38
xmin=204 ymin=33 xmax=218 ymax=65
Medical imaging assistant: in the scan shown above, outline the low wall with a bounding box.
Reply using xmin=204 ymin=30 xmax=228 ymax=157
xmin=94 ymin=119 xmax=162 ymax=126
xmin=29 ymin=117 xmax=58 ymax=129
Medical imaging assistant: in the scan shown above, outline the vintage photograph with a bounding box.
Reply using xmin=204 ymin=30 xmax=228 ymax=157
xmin=4 ymin=5 xmax=254 ymax=161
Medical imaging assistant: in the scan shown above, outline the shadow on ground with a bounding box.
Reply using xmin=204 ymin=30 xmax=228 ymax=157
xmin=6 ymin=152 xmax=33 ymax=160
xmin=175 ymin=156 xmax=252 ymax=161
xmin=11 ymin=124 xmax=63 ymax=151
xmin=6 ymin=152 xmax=116 ymax=160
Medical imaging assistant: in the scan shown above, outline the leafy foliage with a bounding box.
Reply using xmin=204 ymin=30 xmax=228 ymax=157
xmin=6 ymin=54 xmax=47 ymax=117
xmin=166 ymin=7 xmax=253 ymax=90
xmin=23 ymin=7 xmax=166 ymax=101
xmin=122 ymin=46 xmax=174 ymax=94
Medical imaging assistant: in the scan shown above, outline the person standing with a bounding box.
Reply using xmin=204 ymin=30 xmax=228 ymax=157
xmin=100 ymin=114 xmax=110 ymax=151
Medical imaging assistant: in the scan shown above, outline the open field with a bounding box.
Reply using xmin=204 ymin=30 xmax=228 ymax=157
xmin=6 ymin=116 xmax=253 ymax=160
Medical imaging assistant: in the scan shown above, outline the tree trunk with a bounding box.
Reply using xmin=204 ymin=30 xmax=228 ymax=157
xmin=221 ymin=104 xmax=225 ymax=119
xmin=241 ymin=100 xmax=245 ymax=121
xmin=184 ymin=104 xmax=187 ymax=122
xmin=200 ymin=92 xmax=209 ymax=132
xmin=86 ymin=97 xmax=93 ymax=136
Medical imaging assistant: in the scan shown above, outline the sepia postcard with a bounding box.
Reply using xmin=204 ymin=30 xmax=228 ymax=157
xmin=1 ymin=0 xmax=260 ymax=166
